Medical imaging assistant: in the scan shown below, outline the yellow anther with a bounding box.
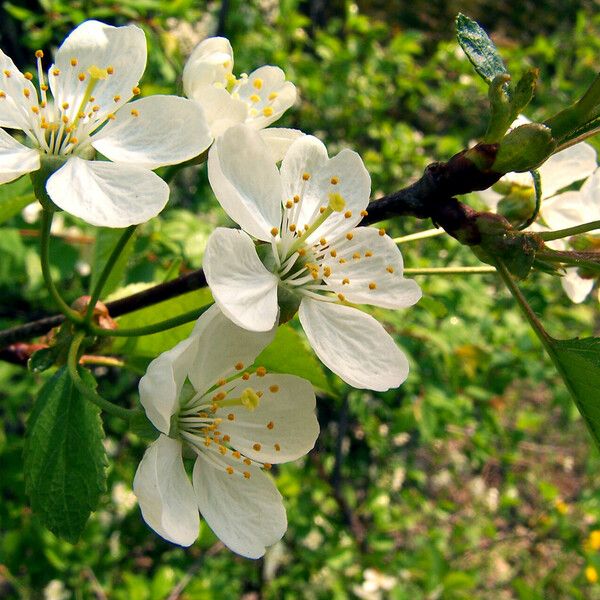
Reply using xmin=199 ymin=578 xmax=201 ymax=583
xmin=88 ymin=96 xmax=95 ymax=102
xmin=219 ymin=445 xmax=227 ymax=455
xmin=323 ymin=266 xmax=332 ymax=277
xmin=107 ymin=113 xmax=116 ymax=120
xmin=253 ymin=443 xmax=262 ymax=451
xmin=40 ymin=85 xmax=48 ymax=92
xmin=210 ymin=403 xmax=218 ymax=412
xmin=132 ymin=86 xmax=141 ymax=95
xmin=298 ymin=248 xmax=306 ymax=256
xmin=70 ymin=58 xmax=78 ymax=66
xmin=113 ymin=95 xmax=121 ymax=102
xmin=92 ymin=105 xmax=100 ymax=112
xmin=267 ymin=421 xmax=274 ymax=430
xmin=274 ymin=443 xmax=281 ymax=452
xmin=330 ymin=250 xmax=337 ymax=259
xmin=35 ymin=50 xmax=44 ymax=58
xmin=204 ymin=438 xmax=211 ymax=447
xmin=353 ymin=252 xmax=361 ymax=260
xmin=337 ymin=293 xmax=346 ymax=301
xmin=106 ymin=66 xmax=114 ymax=75
xmin=360 ymin=209 xmax=368 ymax=217
xmin=257 ymin=391 xmax=264 ymax=398
xmin=227 ymin=413 xmax=235 ymax=421
xmin=365 ymin=251 xmax=373 ymax=257
xmin=218 ymin=378 xmax=227 ymax=386
xmin=342 ymin=278 xmax=350 ymax=285
xmin=330 ymin=176 xmax=339 ymax=185
xmin=256 ymin=366 xmax=267 ymax=377
xmin=130 ymin=109 xmax=139 ymax=117
xmin=61 ymin=115 xmax=68 ymax=124
xmin=379 ymin=228 xmax=386 ymax=236
xmin=328 ymin=192 xmax=346 ymax=212
xmin=344 ymin=210 xmax=352 ymax=219
xmin=78 ymin=73 xmax=86 ymax=81
xmin=263 ymin=463 xmax=272 ymax=470
xmin=302 ymin=172 xmax=310 ymax=181
xmin=319 ymin=238 xmax=327 ymax=246
xmin=232 ymin=450 xmax=241 ymax=459
xmin=222 ymin=434 xmax=231 ymax=442
xmin=234 ymin=361 xmax=244 ymax=370
xmin=289 ymin=224 xmax=297 ymax=232
xmin=69 ymin=137 xmax=79 ymax=146
xmin=269 ymin=385 xmax=279 ymax=393
xmin=24 ymin=72 xmax=33 ymax=80
xmin=270 ymin=227 xmax=279 ymax=236
xmin=293 ymin=194 xmax=300 ymax=203
xmin=339 ymin=258 xmax=347 ymax=264
xmin=31 ymin=106 xmax=39 ymax=113
xmin=369 ymin=282 xmax=377 ymax=290
xmin=3 ymin=70 xmax=11 ymax=77
xmin=262 ymin=106 xmax=273 ymax=117
xmin=0 ymin=91 xmax=5 ymax=98
xmin=242 ymin=372 xmax=250 ymax=381
xmin=346 ymin=232 xmax=354 ymax=240
xmin=226 ymin=466 xmax=234 ymax=475
xmin=52 ymin=68 xmax=60 ymax=76
xmin=250 ymin=94 xmax=260 ymax=103
xmin=253 ymin=78 xmax=263 ymax=89
xmin=304 ymin=224 xmax=309 ymax=231
xmin=213 ymin=391 xmax=226 ymax=401
xmin=243 ymin=471 xmax=251 ymax=479
xmin=268 ymin=92 xmax=278 ymax=100
xmin=23 ymin=89 xmax=30 ymax=98
xmin=285 ymin=200 xmax=293 ymax=209
xmin=244 ymin=458 xmax=252 ymax=466
xmin=61 ymin=102 xmax=69 ymax=110
xmin=241 ymin=388 xmax=261 ymax=411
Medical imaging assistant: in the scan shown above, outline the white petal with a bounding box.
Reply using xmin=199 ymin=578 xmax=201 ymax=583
xmin=190 ymin=85 xmax=247 ymax=138
xmin=193 ymin=454 xmax=286 ymax=558
xmin=183 ymin=37 xmax=234 ymax=97
xmin=236 ymin=66 xmax=296 ymax=129
xmin=561 ymin=269 xmax=595 ymax=304
xmin=208 ymin=124 xmax=282 ymax=241
xmin=280 ymin=135 xmax=328 ymax=205
xmin=92 ymin=95 xmax=212 ymax=169
xmin=0 ymin=50 xmax=38 ymax=130
xmin=303 ymin=149 xmax=371 ymax=244
xmin=579 ymin=168 xmax=600 ymax=222
xmin=539 ymin=142 xmax=597 ymax=198
xmin=541 ymin=191 xmax=589 ymax=231
xmin=139 ymin=335 xmax=199 ymax=433
xmin=203 ymin=228 xmax=279 ymax=331
xmin=46 ymin=157 xmax=169 ymax=227
xmin=259 ymin=128 xmax=305 ymax=163
xmin=133 ymin=435 xmax=199 ymax=547
xmin=50 ymin=21 xmax=147 ymax=123
xmin=325 ymin=227 xmax=422 ymax=308
xmin=187 ymin=304 xmax=276 ymax=396
xmin=219 ymin=373 xmax=319 ymax=463
xmin=0 ymin=129 xmax=40 ymax=183
xmin=299 ymin=299 xmax=409 ymax=391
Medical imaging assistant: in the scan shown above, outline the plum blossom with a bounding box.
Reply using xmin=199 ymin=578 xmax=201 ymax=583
xmin=0 ymin=20 xmax=212 ymax=227
xmin=133 ymin=305 xmax=319 ymax=558
xmin=182 ymin=36 xmax=302 ymax=160
xmin=203 ymin=125 xmax=422 ymax=391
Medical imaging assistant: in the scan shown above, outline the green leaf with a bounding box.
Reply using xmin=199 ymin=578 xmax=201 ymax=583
xmin=90 ymin=228 xmax=137 ymax=298
xmin=24 ymin=367 xmax=107 ymax=542
xmin=456 ymin=13 xmax=507 ymax=84
xmin=493 ymin=124 xmax=555 ymax=173
xmin=0 ymin=177 xmax=35 ymax=225
xmin=255 ymin=324 xmax=336 ymax=395
xmin=549 ymin=337 xmax=600 ymax=450
xmin=110 ymin=287 xmax=214 ymax=357
xmin=511 ymin=68 xmax=539 ymax=119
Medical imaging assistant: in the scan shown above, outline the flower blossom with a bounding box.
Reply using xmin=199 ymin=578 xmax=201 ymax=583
xmin=133 ymin=305 xmax=319 ymax=558
xmin=0 ymin=20 xmax=212 ymax=227
xmin=182 ymin=36 xmax=301 ymax=160
xmin=203 ymin=125 xmax=422 ymax=391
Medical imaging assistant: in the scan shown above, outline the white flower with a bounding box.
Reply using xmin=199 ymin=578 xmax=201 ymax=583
xmin=203 ymin=125 xmax=422 ymax=391
xmin=0 ymin=20 xmax=212 ymax=227
xmin=182 ymin=36 xmax=302 ymax=161
xmin=133 ymin=305 xmax=319 ymax=558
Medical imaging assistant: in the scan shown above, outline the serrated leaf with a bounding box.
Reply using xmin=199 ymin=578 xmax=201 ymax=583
xmin=456 ymin=13 xmax=507 ymax=84
xmin=255 ymin=324 xmax=337 ymax=396
xmin=0 ymin=177 xmax=36 ymax=225
xmin=549 ymin=337 xmax=600 ymax=450
xmin=24 ymin=367 xmax=107 ymax=542
xmin=90 ymin=228 xmax=137 ymax=298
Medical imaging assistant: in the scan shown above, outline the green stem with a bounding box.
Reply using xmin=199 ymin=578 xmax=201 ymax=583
xmin=91 ymin=303 xmax=213 ymax=338
xmin=40 ymin=210 xmax=83 ymax=323
xmin=538 ymin=220 xmax=600 ymax=241
xmin=393 ymin=228 xmax=445 ymax=244
xmin=67 ymin=332 xmax=134 ymax=420
xmin=85 ymin=225 xmax=137 ymax=323
xmin=404 ymin=266 xmax=496 ymax=275
xmin=495 ymin=260 xmax=553 ymax=352
xmin=537 ymin=249 xmax=600 ymax=274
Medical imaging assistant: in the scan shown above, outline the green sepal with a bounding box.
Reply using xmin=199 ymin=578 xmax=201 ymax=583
xmin=30 ymin=155 xmax=68 ymax=211
xmin=129 ymin=409 xmax=160 ymax=442
xmin=485 ymin=73 xmax=512 ymax=142
xmin=277 ymin=284 xmax=302 ymax=325
xmin=511 ymin=68 xmax=538 ymax=118
xmin=493 ymin=123 xmax=555 ymax=173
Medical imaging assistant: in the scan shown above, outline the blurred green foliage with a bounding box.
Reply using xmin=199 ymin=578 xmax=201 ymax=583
xmin=1 ymin=1 xmax=600 ymax=598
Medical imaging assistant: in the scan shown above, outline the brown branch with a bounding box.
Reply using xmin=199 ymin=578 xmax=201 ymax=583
xmin=0 ymin=144 xmax=502 ymax=351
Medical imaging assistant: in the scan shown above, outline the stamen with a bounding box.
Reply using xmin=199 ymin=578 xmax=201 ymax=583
xmin=70 ymin=58 xmax=78 ymax=66
xmin=253 ymin=78 xmax=263 ymax=89
xmin=24 ymin=72 xmax=33 ymax=80
xmin=369 ymin=282 xmax=377 ymax=290
xmin=379 ymin=228 xmax=386 ymax=236
xmin=263 ymin=106 xmax=273 ymax=117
